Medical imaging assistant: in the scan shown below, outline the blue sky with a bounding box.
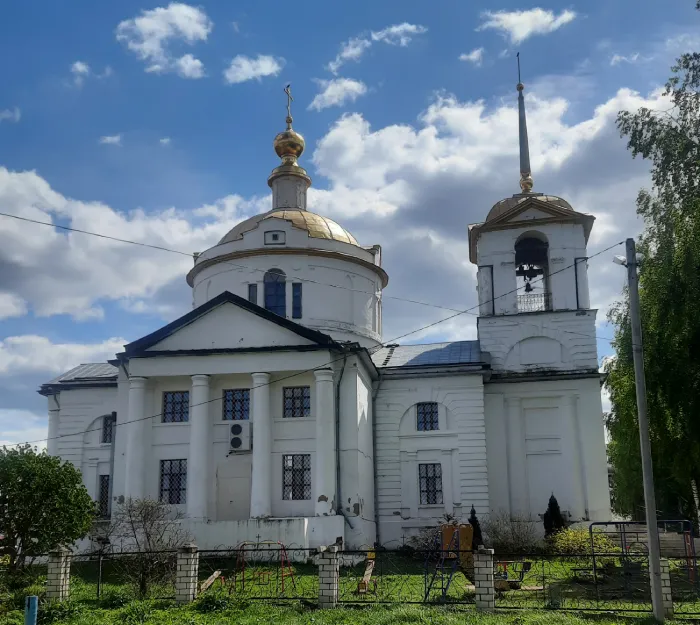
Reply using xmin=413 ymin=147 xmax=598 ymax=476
xmin=1 ymin=0 xmax=698 ymax=446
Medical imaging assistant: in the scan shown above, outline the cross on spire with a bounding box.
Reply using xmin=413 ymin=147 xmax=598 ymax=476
xmin=284 ymin=84 xmax=293 ymax=128
xmin=516 ymin=53 xmax=533 ymax=193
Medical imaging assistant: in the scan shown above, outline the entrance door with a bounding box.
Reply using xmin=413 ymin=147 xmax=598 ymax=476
xmin=216 ymin=456 xmax=251 ymax=521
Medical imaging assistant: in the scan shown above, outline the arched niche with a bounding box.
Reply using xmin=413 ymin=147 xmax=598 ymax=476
xmin=504 ymin=336 xmax=571 ymax=368
xmin=398 ymin=401 xmax=454 ymax=437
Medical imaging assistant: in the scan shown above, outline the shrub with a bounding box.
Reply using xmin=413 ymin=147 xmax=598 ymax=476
xmin=468 ymin=506 xmax=483 ymax=549
xmin=193 ymin=591 xmax=237 ymax=613
xmin=99 ymin=587 xmax=133 ymax=608
xmin=543 ymin=494 xmax=568 ymax=537
xmin=121 ymin=601 xmax=154 ymax=625
xmin=408 ymin=513 xmax=460 ymax=554
xmin=37 ymin=600 xmax=83 ymax=625
xmin=548 ymin=528 xmax=619 ymax=556
xmin=482 ymin=510 xmax=542 ymax=554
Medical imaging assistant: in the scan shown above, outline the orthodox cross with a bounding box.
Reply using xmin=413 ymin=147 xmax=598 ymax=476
xmin=284 ymin=84 xmax=293 ymax=119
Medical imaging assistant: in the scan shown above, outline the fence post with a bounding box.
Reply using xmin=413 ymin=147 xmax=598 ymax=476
xmin=24 ymin=596 xmax=38 ymax=625
xmin=474 ymin=546 xmax=495 ymax=612
xmin=318 ymin=545 xmax=339 ymax=608
xmin=175 ymin=543 xmax=199 ymax=604
xmin=659 ymin=557 xmax=674 ymax=619
xmin=45 ymin=548 xmax=70 ymax=601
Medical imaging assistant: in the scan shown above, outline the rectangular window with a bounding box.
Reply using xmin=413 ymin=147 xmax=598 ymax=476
xmin=417 ymin=402 xmax=439 ymax=431
xmin=283 ymin=386 xmax=311 ymax=418
xmin=101 ymin=413 xmax=116 ymax=444
xmin=159 ymin=459 xmax=187 ymax=504
xmin=162 ymin=391 xmax=189 ymax=423
xmin=248 ymin=283 xmax=258 ymax=305
xmin=98 ymin=475 xmax=110 ymax=518
xmin=292 ymin=283 xmax=302 ymax=318
xmin=282 ymin=454 xmax=311 ymax=500
xmin=419 ymin=463 xmax=443 ymax=505
xmin=223 ymin=389 xmax=250 ymax=421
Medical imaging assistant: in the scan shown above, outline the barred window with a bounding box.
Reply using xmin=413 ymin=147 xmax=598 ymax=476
xmin=292 ymin=283 xmax=302 ymax=319
xmin=264 ymin=269 xmax=286 ymax=316
xmin=101 ymin=413 xmax=116 ymax=444
xmin=223 ymin=389 xmax=250 ymax=421
xmin=283 ymin=454 xmax=311 ymax=500
xmin=248 ymin=283 xmax=258 ymax=305
xmin=98 ymin=475 xmax=110 ymax=518
xmin=417 ymin=402 xmax=439 ymax=431
xmin=159 ymin=459 xmax=187 ymax=504
xmin=419 ymin=463 xmax=443 ymax=505
xmin=283 ymin=386 xmax=311 ymax=418
xmin=162 ymin=391 xmax=189 ymax=423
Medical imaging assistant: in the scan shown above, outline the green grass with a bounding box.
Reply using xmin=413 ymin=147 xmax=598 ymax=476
xmin=0 ymin=601 xmax=667 ymax=625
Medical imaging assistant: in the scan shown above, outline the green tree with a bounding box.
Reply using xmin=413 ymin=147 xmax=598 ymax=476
xmin=543 ymin=494 xmax=567 ymax=537
xmin=0 ymin=445 xmax=95 ymax=572
xmin=608 ymin=9 xmax=700 ymax=520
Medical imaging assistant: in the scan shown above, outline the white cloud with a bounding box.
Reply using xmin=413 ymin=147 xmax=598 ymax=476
xmin=0 ymin=293 xmax=27 ymax=319
xmin=610 ymin=53 xmax=640 ymax=66
xmin=99 ymin=134 xmax=122 ymax=146
xmin=223 ymin=54 xmax=284 ymax=84
xmin=160 ymin=137 xmax=172 ymax=145
xmin=0 ymin=336 xmax=126 ymax=375
xmin=460 ymin=47 xmax=484 ymax=66
xmin=477 ymin=8 xmax=577 ymax=44
xmin=308 ymin=78 xmax=368 ymax=111
xmin=175 ymin=53 xmax=205 ymax=78
xmin=232 ymin=21 xmax=240 ymax=33
xmin=327 ymin=37 xmax=372 ymax=74
xmin=370 ymin=23 xmax=427 ymax=46
xmin=0 ymin=107 xmax=21 ymax=124
xmin=116 ymin=2 xmax=213 ymax=76
xmin=326 ymin=23 xmax=426 ymax=74
xmin=0 ymin=409 xmax=47 ymax=450
xmin=71 ymin=61 xmax=90 ymax=86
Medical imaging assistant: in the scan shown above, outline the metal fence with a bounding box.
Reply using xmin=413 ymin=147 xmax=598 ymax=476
xmin=197 ymin=546 xmax=318 ymax=602
xmin=668 ymin=556 xmax=700 ymax=616
xmin=493 ymin=553 xmax=652 ymax=612
xmin=337 ymin=548 xmax=475 ymax=605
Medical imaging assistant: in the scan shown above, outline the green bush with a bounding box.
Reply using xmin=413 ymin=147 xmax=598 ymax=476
xmin=99 ymin=587 xmax=132 ymax=608
xmin=193 ymin=591 xmax=236 ymax=613
xmin=37 ymin=600 xmax=83 ymax=625
xmin=547 ymin=528 xmax=619 ymax=555
xmin=120 ymin=601 xmax=153 ymax=625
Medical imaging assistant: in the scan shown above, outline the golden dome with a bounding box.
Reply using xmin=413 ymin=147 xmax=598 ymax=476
xmin=274 ymin=117 xmax=305 ymax=162
xmin=486 ymin=194 xmax=572 ymax=222
xmin=218 ymin=209 xmax=359 ymax=247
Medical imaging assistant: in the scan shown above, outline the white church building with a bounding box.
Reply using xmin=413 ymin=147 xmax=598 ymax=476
xmin=39 ymin=84 xmax=610 ymax=550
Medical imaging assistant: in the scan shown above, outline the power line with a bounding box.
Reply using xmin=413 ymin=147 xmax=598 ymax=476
xmin=0 ymin=210 xmax=617 ymax=342
xmin=11 ymin=238 xmax=623 ymax=450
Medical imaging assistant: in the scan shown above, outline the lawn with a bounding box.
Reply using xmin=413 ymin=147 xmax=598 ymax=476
xmin=0 ymin=601 xmax=666 ymax=625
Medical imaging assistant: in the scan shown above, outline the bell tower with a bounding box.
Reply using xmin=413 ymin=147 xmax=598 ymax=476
xmin=469 ymin=76 xmax=598 ymax=375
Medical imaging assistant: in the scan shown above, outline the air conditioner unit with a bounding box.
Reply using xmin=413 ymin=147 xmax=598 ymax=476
xmin=229 ymin=421 xmax=251 ymax=452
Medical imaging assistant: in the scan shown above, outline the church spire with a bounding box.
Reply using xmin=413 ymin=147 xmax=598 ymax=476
xmin=516 ymin=53 xmax=533 ymax=193
xmin=268 ymin=84 xmax=311 ymax=210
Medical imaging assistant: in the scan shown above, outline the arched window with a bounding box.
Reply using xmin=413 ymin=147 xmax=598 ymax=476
xmin=264 ymin=269 xmax=286 ymax=316
xmin=515 ymin=233 xmax=551 ymax=312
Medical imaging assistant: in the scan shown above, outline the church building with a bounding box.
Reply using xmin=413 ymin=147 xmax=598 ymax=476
xmin=39 ymin=83 xmax=611 ymax=550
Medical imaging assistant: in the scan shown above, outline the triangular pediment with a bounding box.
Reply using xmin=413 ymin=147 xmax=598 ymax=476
xmin=122 ymin=291 xmax=335 ymax=356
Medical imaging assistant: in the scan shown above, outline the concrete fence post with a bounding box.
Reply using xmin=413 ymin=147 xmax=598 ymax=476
xmin=175 ymin=543 xmax=199 ymax=604
xmin=45 ymin=548 xmax=71 ymax=601
xmin=659 ymin=557 xmax=674 ymax=619
xmin=317 ymin=545 xmax=339 ymax=608
xmin=473 ymin=546 xmax=495 ymax=612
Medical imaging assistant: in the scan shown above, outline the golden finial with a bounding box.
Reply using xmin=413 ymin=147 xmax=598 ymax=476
xmin=274 ymin=83 xmax=305 ymax=165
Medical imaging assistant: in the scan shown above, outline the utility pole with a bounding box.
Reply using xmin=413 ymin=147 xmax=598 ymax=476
xmin=626 ymin=237 xmax=664 ymax=622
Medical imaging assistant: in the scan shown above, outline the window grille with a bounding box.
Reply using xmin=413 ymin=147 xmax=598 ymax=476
xmin=162 ymin=391 xmax=189 ymax=423
xmin=292 ymin=283 xmax=302 ymax=318
xmin=98 ymin=474 xmax=110 ymax=518
xmin=416 ymin=402 xmax=439 ymax=431
xmin=101 ymin=413 xmax=116 ymax=443
xmin=419 ymin=463 xmax=443 ymax=505
xmin=283 ymin=454 xmax=311 ymax=500
xmin=248 ymin=283 xmax=258 ymax=305
xmin=283 ymin=386 xmax=311 ymax=418
xmin=159 ymin=459 xmax=187 ymax=504
xmin=264 ymin=269 xmax=286 ymax=316
xmin=223 ymin=389 xmax=250 ymax=420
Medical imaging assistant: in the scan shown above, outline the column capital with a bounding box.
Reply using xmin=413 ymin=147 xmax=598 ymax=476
xmin=191 ymin=374 xmax=210 ymax=386
xmin=252 ymin=372 xmax=271 ymax=384
xmin=129 ymin=376 xmax=148 ymax=389
xmin=314 ymin=368 xmax=334 ymax=383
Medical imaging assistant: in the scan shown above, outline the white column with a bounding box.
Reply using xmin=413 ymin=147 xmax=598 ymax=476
xmin=124 ymin=377 xmax=148 ymax=500
xmin=442 ymin=450 xmax=454 ymax=514
xmin=47 ymin=395 xmax=60 ymax=456
xmin=506 ymin=396 xmax=528 ymax=515
xmin=250 ymin=372 xmax=271 ymax=518
xmin=187 ymin=375 xmax=210 ymax=519
xmin=562 ymin=393 xmax=586 ymax=519
xmin=314 ymin=368 xmax=336 ymax=516
xmin=575 ymin=257 xmax=591 ymax=309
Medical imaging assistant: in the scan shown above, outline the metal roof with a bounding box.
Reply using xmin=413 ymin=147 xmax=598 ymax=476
xmin=45 ymin=363 xmax=118 ymax=385
xmin=371 ymin=341 xmax=484 ymax=369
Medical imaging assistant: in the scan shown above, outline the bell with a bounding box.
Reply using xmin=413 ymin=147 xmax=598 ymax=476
xmin=524 ymin=281 xmax=533 ymax=293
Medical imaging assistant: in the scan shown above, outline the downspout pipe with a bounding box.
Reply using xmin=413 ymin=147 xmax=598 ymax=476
xmin=335 ymin=351 xmax=354 ymax=530
xmin=371 ymin=371 xmax=384 ymax=546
